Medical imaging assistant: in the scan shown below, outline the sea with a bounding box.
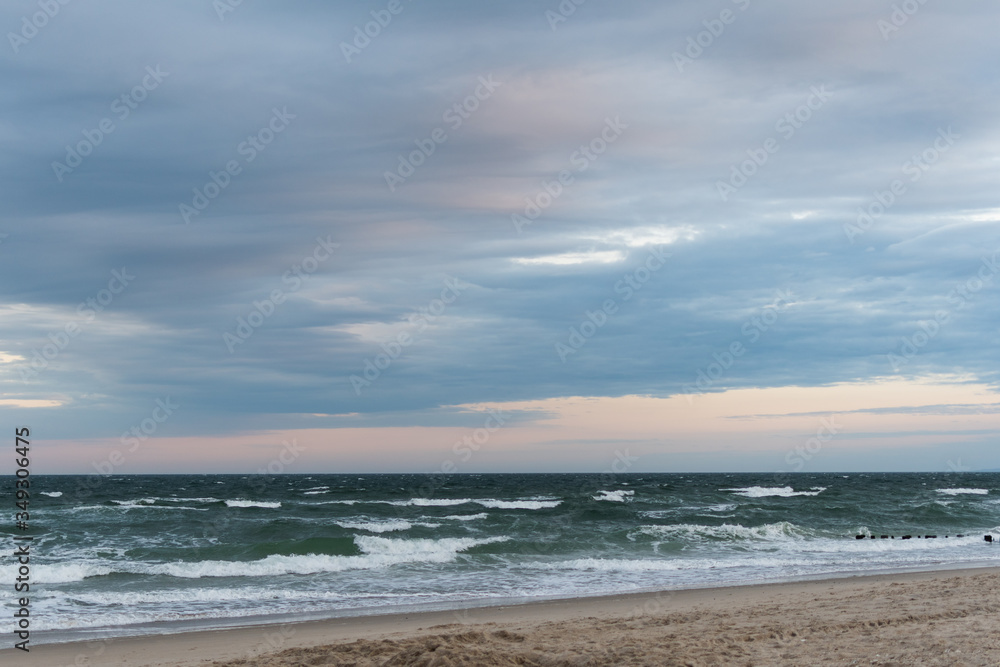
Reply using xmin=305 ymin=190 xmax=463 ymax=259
xmin=4 ymin=472 xmax=1000 ymax=645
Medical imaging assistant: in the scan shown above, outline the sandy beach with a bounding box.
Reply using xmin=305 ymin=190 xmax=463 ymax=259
xmin=5 ymin=566 xmax=998 ymax=666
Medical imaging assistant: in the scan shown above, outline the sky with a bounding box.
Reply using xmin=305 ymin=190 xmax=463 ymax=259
xmin=1 ymin=0 xmax=999 ymax=474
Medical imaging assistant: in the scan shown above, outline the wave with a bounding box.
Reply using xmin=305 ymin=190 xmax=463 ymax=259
xmin=28 ymin=562 xmax=116 ymax=584
xmin=161 ymin=497 xmax=220 ymax=503
xmin=475 ymin=499 xmax=561 ymax=510
xmin=25 ymin=536 xmax=509 ymax=582
xmin=396 ymin=498 xmax=473 ymax=507
xmin=335 ymin=520 xmax=442 ymax=533
xmin=41 ymin=491 xmax=63 ymax=497
xmin=225 ymin=500 xmax=281 ymax=509
xmin=441 ymin=513 xmax=489 ymax=521
xmin=319 ymin=498 xmax=561 ymax=510
xmin=637 ymin=521 xmax=811 ymax=542
xmin=524 ymin=555 xmax=812 ymax=574
xmin=936 ymin=488 xmax=989 ymax=496
xmin=702 ymin=503 xmax=737 ymax=512
xmin=105 ymin=500 xmax=206 ymax=511
xmin=593 ymin=490 xmax=635 ymax=503
xmin=303 ymin=490 xmax=329 ymax=495
xmin=723 ymin=486 xmax=826 ymax=498
xmin=64 ymin=586 xmax=462 ymax=608
xmin=110 ymin=497 xmax=219 ymax=506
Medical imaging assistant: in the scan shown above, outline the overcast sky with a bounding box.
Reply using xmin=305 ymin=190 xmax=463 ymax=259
xmin=2 ymin=0 xmax=999 ymax=474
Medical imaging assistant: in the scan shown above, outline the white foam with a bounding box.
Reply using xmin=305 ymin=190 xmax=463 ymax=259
xmin=21 ymin=536 xmax=511 ymax=582
xmin=404 ymin=498 xmax=473 ymax=506
xmin=303 ymin=491 xmax=329 ymax=495
xmin=637 ymin=521 xmax=810 ymax=542
xmin=335 ymin=520 xmax=442 ymax=533
xmin=161 ymin=497 xmax=219 ymax=503
xmin=936 ymin=488 xmax=989 ymax=496
xmin=31 ymin=562 xmax=114 ymax=584
xmin=225 ymin=500 xmax=281 ymax=509
xmin=442 ymin=513 xmax=489 ymax=521
xmin=528 ymin=557 xmax=686 ymax=572
xmin=593 ymin=490 xmax=635 ymax=503
xmin=41 ymin=491 xmax=63 ymax=497
xmin=723 ymin=486 xmax=826 ymax=498
xmin=475 ymin=499 xmax=561 ymax=510
xmin=100 ymin=500 xmax=210 ymax=511
xmin=525 ymin=555 xmax=804 ymax=574
xmin=358 ymin=535 xmax=506 ymax=556
xmin=151 ymin=535 xmax=508 ymax=578
xmin=318 ymin=497 xmax=559 ymax=509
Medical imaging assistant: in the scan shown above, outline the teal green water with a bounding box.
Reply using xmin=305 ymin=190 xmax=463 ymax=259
xmin=3 ymin=472 xmax=999 ymax=642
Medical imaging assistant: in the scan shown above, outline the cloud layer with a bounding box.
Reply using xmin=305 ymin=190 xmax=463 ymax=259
xmin=2 ymin=1 xmax=998 ymax=470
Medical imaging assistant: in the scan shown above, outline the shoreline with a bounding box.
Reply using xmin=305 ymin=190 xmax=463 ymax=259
xmin=26 ymin=557 xmax=1000 ymax=646
xmin=7 ymin=564 xmax=999 ymax=666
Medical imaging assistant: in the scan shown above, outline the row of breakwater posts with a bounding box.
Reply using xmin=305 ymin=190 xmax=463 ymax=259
xmin=853 ymin=534 xmax=994 ymax=542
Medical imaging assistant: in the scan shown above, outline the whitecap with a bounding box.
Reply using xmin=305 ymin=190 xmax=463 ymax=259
xmin=225 ymin=500 xmax=281 ymax=509
xmin=593 ymin=490 xmax=635 ymax=502
xmin=723 ymin=486 xmax=825 ymax=498
xmin=936 ymin=488 xmax=989 ymax=496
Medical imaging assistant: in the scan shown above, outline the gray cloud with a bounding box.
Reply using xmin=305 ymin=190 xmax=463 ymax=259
xmin=1 ymin=0 xmax=998 ymax=453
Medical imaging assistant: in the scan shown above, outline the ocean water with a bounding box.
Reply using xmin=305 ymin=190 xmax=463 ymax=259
xmin=4 ymin=472 xmax=1000 ymax=643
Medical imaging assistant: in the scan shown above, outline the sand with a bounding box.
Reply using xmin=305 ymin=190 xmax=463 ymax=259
xmin=6 ymin=567 xmax=999 ymax=666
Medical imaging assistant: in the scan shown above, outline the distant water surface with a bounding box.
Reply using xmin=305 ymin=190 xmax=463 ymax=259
xmin=4 ymin=472 xmax=999 ymax=643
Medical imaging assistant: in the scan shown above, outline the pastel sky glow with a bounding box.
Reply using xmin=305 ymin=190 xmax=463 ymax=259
xmin=2 ymin=1 xmax=999 ymax=473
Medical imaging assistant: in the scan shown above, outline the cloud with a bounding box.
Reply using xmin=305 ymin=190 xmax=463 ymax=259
xmin=2 ymin=1 xmax=998 ymax=469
